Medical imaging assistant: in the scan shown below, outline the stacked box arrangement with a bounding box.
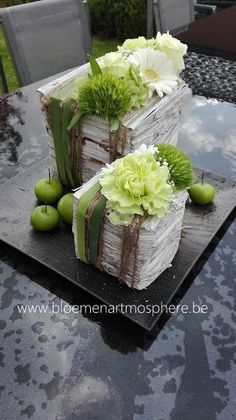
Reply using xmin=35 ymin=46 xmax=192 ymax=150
xmin=37 ymin=32 xmax=189 ymax=188
xmin=73 ymin=144 xmax=194 ymax=290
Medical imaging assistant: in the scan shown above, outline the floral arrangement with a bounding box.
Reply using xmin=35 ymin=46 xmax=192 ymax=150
xmin=73 ymin=143 xmax=193 ymax=288
xmin=76 ymin=144 xmax=193 ymax=263
xmin=69 ymin=32 xmax=187 ymax=132
xmin=99 ymin=144 xmax=193 ymax=226
xmin=39 ymin=32 xmax=188 ymax=191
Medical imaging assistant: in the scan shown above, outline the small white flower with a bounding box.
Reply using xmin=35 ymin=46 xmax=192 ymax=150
xmin=137 ymin=144 xmax=156 ymax=155
xmin=127 ymin=48 xmax=178 ymax=98
xmin=100 ymin=163 xmax=115 ymax=179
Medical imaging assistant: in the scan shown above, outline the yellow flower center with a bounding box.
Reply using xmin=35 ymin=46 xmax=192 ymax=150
xmin=144 ymin=68 xmax=159 ymax=81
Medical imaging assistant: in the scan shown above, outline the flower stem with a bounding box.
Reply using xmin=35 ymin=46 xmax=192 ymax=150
xmin=201 ymin=172 xmax=205 ymax=185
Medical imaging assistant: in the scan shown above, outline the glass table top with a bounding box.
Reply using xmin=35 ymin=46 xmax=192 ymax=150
xmin=0 ymin=82 xmax=235 ymax=420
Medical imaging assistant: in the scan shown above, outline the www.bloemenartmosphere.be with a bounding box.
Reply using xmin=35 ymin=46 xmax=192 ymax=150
xmin=16 ymin=301 xmax=208 ymax=317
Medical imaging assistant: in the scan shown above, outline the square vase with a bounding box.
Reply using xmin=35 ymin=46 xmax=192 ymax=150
xmin=38 ymin=63 xmax=189 ymax=189
xmin=73 ymin=174 xmax=188 ymax=290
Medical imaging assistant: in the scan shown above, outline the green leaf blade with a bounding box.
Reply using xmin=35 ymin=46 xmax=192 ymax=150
xmin=88 ymin=55 xmax=102 ymax=77
xmin=67 ymin=110 xmax=86 ymax=132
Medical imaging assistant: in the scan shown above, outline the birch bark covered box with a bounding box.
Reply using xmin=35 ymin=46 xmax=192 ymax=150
xmin=37 ymin=33 xmax=189 ymax=188
xmin=72 ymin=144 xmax=194 ymax=290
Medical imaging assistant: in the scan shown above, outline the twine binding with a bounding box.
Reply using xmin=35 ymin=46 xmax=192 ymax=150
xmin=119 ymin=214 xmax=146 ymax=288
xmin=108 ymin=126 xmax=122 ymax=163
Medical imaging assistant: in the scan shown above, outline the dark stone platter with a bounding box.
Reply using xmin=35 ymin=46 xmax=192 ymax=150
xmin=0 ymin=157 xmax=235 ymax=331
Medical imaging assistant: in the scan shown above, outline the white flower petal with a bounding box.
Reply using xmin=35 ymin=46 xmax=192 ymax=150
xmin=127 ymin=48 xmax=178 ymax=97
xmin=137 ymin=144 xmax=156 ymax=154
xmin=155 ymin=32 xmax=187 ymax=74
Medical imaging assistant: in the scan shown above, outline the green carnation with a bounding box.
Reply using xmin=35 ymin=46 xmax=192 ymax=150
xmin=155 ymin=144 xmax=194 ymax=189
xmin=124 ymin=65 xmax=149 ymax=108
xmin=94 ymin=53 xmax=148 ymax=109
xmin=77 ymin=73 xmax=132 ymax=129
xmin=99 ymin=150 xmax=173 ymax=225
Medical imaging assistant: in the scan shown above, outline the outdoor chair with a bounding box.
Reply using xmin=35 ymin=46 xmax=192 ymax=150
xmin=0 ymin=0 xmax=92 ymax=87
xmin=147 ymin=0 xmax=216 ymax=37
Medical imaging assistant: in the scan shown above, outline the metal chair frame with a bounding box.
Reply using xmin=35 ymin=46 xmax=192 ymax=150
xmin=0 ymin=0 xmax=91 ymax=89
xmin=147 ymin=0 xmax=216 ymax=37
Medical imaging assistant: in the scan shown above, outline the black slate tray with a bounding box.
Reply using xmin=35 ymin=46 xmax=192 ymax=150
xmin=0 ymin=158 xmax=235 ymax=331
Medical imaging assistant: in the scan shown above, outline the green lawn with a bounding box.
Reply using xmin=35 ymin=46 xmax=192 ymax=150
xmin=93 ymin=37 xmax=119 ymax=59
xmin=0 ymin=33 xmax=119 ymax=94
xmin=0 ymin=29 xmax=18 ymax=92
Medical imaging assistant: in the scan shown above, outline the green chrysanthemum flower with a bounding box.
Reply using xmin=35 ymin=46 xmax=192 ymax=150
xmin=99 ymin=150 xmax=173 ymax=225
xmin=77 ymin=73 xmax=132 ymax=129
xmin=155 ymin=144 xmax=194 ymax=189
xmin=124 ymin=65 xmax=149 ymax=108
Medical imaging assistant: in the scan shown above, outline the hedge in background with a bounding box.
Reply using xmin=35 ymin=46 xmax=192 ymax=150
xmin=0 ymin=0 xmax=38 ymax=5
xmin=88 ymin=0 xmax=147 ymax=40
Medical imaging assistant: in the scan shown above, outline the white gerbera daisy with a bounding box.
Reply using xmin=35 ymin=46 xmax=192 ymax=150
xmin=127 ymin=48 xmax=178 ymax=98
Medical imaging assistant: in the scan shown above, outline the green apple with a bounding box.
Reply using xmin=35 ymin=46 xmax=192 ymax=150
xmin=58 ymin=193 xmax=74 ymax=224
xmin=189 ymin=174 xmax=216 ymax=205
xmin=31 ymin=205 xmax=60 ymax=231
xmin=35 ymin=172 xmax=63 ymax=203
